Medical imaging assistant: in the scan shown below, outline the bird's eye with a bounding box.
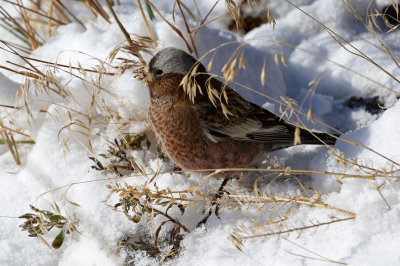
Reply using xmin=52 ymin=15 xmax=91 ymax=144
xmin=155 ymin=69 xmax=164 ymax=76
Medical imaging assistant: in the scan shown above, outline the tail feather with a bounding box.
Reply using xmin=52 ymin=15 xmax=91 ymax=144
xmin=269 ymin=125 xmax=338 ymax=151
xmin=299 ymin=129 xmax=338 ymax=145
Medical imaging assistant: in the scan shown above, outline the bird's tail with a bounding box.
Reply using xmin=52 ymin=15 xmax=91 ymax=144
xmin=298 ymin=128 xmax=338 ymax=146
xmin=269 ymin=125 xmax=338 ymax=151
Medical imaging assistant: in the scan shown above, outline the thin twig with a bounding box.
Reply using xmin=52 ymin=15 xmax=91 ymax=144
xmin=105 ymin=0 xmax=134 ymax=46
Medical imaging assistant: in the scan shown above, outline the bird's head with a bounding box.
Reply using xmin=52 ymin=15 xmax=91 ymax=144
xmin=148 ymin=47 xmax=197 ymax=79
xmin=141 ymin=48 xmax=202 ymax=106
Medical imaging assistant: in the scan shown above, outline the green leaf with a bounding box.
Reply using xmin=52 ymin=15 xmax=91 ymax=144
xmin=145 ymin=2 xmax=155 ymax=20
xmin=52 ymin=230 xmax=65 ymax=249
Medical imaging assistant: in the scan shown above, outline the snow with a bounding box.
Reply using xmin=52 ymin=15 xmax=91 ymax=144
xmin=1 ymin=0 xmax=400 ymax=265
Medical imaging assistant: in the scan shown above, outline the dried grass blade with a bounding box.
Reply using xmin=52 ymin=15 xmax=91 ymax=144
xmin=145 ymin=0 xmax=193 ymax=53
xmin=54 ymin=0 xmax=86 ymax=29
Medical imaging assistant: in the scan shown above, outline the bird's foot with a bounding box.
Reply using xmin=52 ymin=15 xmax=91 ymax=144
xmin=196 ymin=177 xmax=231 ymax=228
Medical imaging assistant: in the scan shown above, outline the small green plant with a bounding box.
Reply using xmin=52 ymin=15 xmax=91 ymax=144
xmin=19 ymin=205 xmax=77 ymax=249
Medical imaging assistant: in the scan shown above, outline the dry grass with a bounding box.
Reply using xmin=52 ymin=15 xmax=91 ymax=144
xmin=0 ymin=0 xmax=399 ymax=263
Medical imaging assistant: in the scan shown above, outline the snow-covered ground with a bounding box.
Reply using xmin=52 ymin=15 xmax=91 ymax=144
xmin=1 ymin=0 xmax=400 ymax=265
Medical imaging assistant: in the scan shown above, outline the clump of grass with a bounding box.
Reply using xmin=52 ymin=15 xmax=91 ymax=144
xmin=106 ymin=182 xmax=189 ymax=257
xmin=0 ymin=0 xmax=92 ymax=49
xmin=19 ymin=205 xmax=78 ymax=249
xmin=87 ymin=132 xmax=187 ymax=258
xmin=89 ymin=133 xmax=166 ymax=176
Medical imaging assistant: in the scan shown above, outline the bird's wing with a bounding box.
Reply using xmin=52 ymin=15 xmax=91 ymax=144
xmin=192 ymin=76 xmax=297 ymax=145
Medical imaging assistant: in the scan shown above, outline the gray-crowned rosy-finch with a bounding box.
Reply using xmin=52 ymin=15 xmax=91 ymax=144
xmin=139 ymin=47 xmax=338 ymax=226
xmin=140 ymin=47 xmax=337 ymax=175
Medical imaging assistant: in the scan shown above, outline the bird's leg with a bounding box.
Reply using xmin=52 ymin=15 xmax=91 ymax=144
xmin=214 ymin=177 xmax=231 ymax=218
xmin=196 ymin=177 xmax=231 ymax=227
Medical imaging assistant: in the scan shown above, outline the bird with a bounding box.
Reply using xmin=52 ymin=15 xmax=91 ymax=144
xmin=138 ymin=47 xmax=338 ymax=225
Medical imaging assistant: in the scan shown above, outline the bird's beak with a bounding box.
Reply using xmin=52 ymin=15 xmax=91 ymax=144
xmin=134 ymin=66 xmax=153 ymax=85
